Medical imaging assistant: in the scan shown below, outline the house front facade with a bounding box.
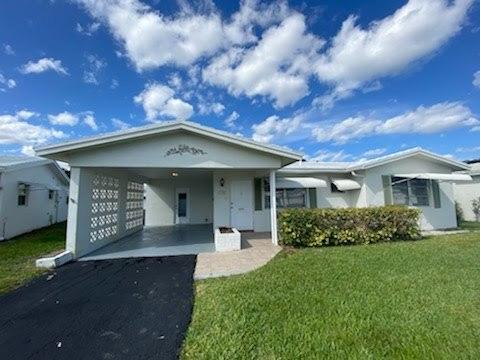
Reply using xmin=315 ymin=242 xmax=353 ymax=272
xmin=36 ymin=121 xmax=471 ymax=260
xmin=36 ymin=121 xmax=302 ymax=258
xmin=0 ymin=156 xmax=69 ymax=240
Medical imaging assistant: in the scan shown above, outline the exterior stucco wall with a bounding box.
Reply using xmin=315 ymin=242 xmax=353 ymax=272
xmin=0 ymin=164 xmax=68 ymax=240
xmin=145 ymin=180 xmax=174 ymax=226
xmin=144 ymin=175 xmax=213 ymax=226
xmin=454 ymin=175 xmax=480 ymax=221
xmin=363 ymin=156 xmax=457 ymax=230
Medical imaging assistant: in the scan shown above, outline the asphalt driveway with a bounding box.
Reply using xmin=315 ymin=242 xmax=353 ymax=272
xmin=0 ymin=256 xmax=197 ymax=360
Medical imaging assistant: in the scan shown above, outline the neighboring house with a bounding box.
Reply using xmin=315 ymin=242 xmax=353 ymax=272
xmin=0 ymin=156 xmax=69 ymax=240
xmin=454 ymin=162 xmax=480 ymax=221
xmin=36 ymin=121 xmax=470 ymax=259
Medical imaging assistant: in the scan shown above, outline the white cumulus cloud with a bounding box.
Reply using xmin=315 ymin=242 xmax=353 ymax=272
xmin=252 ymin=114 xmax=303 ymax=143
xmin=76 ymin=22 xmax=100 ymax=36
xmin=0 ymin=73 xmax=16 ymax=91
xmin=74 ymin=0 xmax=290 ymax=72
xmin=82 ymin=54 xmax=106 ymax=85
xmin=20 ymin=58 xmax=68 ymax=75
xmin=203 ymin=13 xmax=323 ymax=108
xmin=198 ymin=101 xmax=225 ymax=116
xmin=225 ymin=111 xmax=240 ymax=128
xmin=314 ymin=0 xmax=473 ymax=108
xmin=48 ymin=111 xmax=79 ymax=126
xmin=0 ymin=111 xmax=65 ymax=145
xmin=307 ymin=149 xmax=352 ymax=162
xmin=134 ymin=83 xmax=194 ymax=121
xmin=83 ymin=113 xmax=98 ymax=130
xmin=111 ymin=117 xmax=130 ymax=130
xmin=313 ymin=102 xmax=479 ymax=144
xmin=75 ymin=0 xmax=224 ymax=71
xmin=473 ymin=70 xmax=480 ymax=88
xmin=4 ymin=44 xmax=14 ymax=55
xmin=21 ymin=145 xmax=36 ymax=156
xmin=362 ymin=148 xmax=387 ymax=158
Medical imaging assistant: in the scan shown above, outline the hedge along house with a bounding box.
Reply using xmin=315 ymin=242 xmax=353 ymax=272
xmin=36 ymin=121 xmax=302 ymax=259
xmin=274 ymin=148 xmax=471 ymax=231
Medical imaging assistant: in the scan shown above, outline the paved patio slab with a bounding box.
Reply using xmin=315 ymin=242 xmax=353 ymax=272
xmin=194 ymin=232 xmax=281 ymax=279
xmin=81 ymin=224 xmax=214 ymax=261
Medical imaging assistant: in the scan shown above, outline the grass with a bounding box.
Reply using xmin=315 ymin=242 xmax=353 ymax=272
xmin=182 ymin=233 xmax=480 ymax=359
xmin=459 ymin=221 xmax=480 ymax=231
xmin=0 ymin=222 xmax=66 ymax=294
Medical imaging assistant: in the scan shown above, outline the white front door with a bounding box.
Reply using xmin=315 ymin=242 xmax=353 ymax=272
xmin=175 ymin=188 xmax=190 ymax=224
xmin=230 ymin=180 xmax=253 ymax=230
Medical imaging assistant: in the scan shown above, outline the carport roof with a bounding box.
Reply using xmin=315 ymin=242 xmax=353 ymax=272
xmin=35 ymin=120 xmax=303 ymax=161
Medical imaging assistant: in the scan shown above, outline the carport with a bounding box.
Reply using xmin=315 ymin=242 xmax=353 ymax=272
xmin=80 ymin=224 xmax=215 ymax=260
xmin=36 ymin=120 xmax=302 ymax=260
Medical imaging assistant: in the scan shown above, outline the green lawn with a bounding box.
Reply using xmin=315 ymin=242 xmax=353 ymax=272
xmin=183 ymin=233 xmax=480 ymax=359
xmin=460 ymin=221 xmax=480 ymax=231
xmin=0 ymin=222 xmax=66 ymax=294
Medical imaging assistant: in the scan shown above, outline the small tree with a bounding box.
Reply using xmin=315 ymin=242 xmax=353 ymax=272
xmin=472 ymin=197 xmax=480 ymax=222
xmin=455 ymin=201 xmax=464 ymax=224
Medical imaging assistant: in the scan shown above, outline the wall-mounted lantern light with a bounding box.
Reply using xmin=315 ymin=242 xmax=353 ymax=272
xmin=172 ymin=172 xmax=178 ymax=177
xmin=219 ymin=177 xmax=225 ymax=187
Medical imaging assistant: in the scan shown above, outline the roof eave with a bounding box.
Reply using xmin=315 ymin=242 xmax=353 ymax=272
xmin=349 ymin=150 xmax=470 ymax=171
xmin=36 ymin=121 xmax=303 ymax=162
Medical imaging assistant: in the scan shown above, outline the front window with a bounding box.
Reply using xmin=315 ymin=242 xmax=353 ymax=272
xmin=264 ymin=179 xmax=307 ymax=209
xmin=17 ymin=184 xmax=29 ymax=206
xmin=391 ymin=177 xmax=430 ymax=207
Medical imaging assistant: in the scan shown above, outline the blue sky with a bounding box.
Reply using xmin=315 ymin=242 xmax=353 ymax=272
xmin=0 ymin=0 xmax=479 ymax=163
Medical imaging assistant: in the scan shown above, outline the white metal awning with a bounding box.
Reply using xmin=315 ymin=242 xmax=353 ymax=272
xmin=276 ymin=177 xmax=327 ymax=188
xmin=332 ymin=179 xmax=361 ymax=191
xmin=393 ymin=173 xmax=473 ymax=182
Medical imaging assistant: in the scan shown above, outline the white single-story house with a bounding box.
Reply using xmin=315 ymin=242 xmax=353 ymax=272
xmin=454 ymin=162 xmax=480 ymax=221
xmin=0 ymin=156 xmax=69 ymax=240
xmin=35 ymin=120 xmax=471 ymax=260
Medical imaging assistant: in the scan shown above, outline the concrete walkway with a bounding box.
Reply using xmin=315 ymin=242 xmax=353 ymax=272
xmin=194 ymin=232 xmax=281 ymax=280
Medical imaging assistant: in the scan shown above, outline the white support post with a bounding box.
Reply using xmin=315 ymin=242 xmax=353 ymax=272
xmin=269 ymin=170 xmax=278 ymax=245
xmin=65 ymin=167 xmax=92 ymax=257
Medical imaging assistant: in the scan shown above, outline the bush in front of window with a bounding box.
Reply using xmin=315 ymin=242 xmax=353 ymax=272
xmin=278 ymin=206 xmax=421 ymax=247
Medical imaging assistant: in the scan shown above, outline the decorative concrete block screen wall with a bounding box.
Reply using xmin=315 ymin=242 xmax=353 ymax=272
xmin=89 ymin=175 xmax=120 ymax=244
xmin=126 ymin=181 xmax=144 ymax=231
xmin=67 ymin=167 xmax=146 ymax=258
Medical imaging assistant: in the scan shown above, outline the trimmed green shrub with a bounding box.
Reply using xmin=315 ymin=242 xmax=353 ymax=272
xmin=278 ymin=206 xmax=421 ymax=247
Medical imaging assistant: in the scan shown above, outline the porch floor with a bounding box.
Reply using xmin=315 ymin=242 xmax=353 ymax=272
xmin=80 ymin=224 xmax=215 ymax=261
